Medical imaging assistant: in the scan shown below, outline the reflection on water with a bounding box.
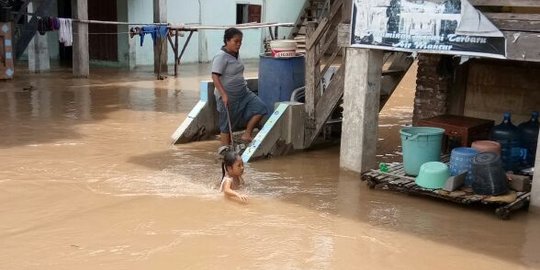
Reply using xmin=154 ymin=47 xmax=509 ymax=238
xmin=0 ymin=63 xmax=539 ymax=270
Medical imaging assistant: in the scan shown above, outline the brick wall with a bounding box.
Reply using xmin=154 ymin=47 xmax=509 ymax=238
xmin=412 ymin=54 xmax=454 ymax=124
xmin=464 ymin=59 xmax=540 ymax=124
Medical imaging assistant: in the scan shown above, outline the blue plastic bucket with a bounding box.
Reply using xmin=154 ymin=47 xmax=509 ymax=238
xmin=449 ymin=147 xmax=478 ymax=187
xmin=400 ymin=127 xmax=445 ymax=176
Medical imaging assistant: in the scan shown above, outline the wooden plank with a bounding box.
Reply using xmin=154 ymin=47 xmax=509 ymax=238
xmin=305 ymin=65 xmax=345 ymax=146
xmin=342 ymin=0 xmax=353 ymax=24
xmin=288 ymin=0 xmax=313 ymax=39
xmin=470 ymin=0 xmax=540 ymax=7
xmin=504 ymin=30 xmax=540 ymax=62
xmin=304 ymin=22 xmax=319 ymax=133
xmin=485 ymin=13 xmax=540 ymax=32
xmin=306 ymin=17 xmax=329 ymax=50
xmin=315 ymin=26 xmax=338 ymax=64
xmin=317 ymin=48 xmax=341 ymax=90
xmin=306 ymin=0 xmax=344 ymax=50
xmin=314 ymin=66 xmax=345 ymax=131
xmin=380 ymin=52 xmax=413 ymax=96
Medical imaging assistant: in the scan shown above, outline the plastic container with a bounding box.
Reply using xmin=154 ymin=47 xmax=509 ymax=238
xmin=415 ymin=161 xmax=450 ymax=189
xmin=471 ymin=152 xmax=509 ymax=195
xmin=400 ymin=127 xmax=445 ymax=176
xmin=518 ymin=111 xmax=539 ymax=167
xmin=449 ymin=147 xmax=478 ymax=187
xmin=269 ymin=40 xmax=297 ymax=57
xmin=258 ymin=54 xmax=305 ymax=114
xmin=490 ymin=112 xmax=523 ymax=171
xmin=471 ymin=140 xmax=501 ymax=155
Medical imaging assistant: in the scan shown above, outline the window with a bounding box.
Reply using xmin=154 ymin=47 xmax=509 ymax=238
xmin=236 ymin=4 xmax=261 ymax=24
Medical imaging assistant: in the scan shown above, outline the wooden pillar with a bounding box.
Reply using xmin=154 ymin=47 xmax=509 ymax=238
xmin=304 ymin=22 xmax=319 ymax=137
xmin=28 ymin=1 xmax=50 ymax=73
xmin=530 ymin=136 xmax=540 ymax=211
xmin=72 ymin=0 xmax=89 ymax=77
xmin=341 ymin=0 xmax=353 ymax=23
xmin=340 ymin=48 xmax=383 ymax=173
xmin=153 ymin=0 xmax=167 ymax=74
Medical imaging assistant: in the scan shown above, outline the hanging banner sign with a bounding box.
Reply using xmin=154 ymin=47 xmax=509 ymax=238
xmin=350 ymin=0 xmax=506 ymax=58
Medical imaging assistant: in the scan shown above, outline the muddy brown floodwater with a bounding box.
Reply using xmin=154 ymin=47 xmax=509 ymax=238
xmin=1 ymin=62 xmax=539 ymax=270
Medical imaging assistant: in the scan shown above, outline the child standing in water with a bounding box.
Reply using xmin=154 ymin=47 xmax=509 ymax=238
xmin=219 ymin=151 xmax=248 ymax=202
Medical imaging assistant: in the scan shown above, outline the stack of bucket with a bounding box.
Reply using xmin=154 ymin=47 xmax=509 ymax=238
xmin=399 ymin=112 xmax=537 ymax=195
xmin=400 ymin=127 xmax=448 ymax=189
xmin=269 ymin=40 xmax=297 ymax=58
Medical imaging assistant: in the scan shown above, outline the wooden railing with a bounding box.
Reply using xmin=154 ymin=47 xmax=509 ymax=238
xmin=304 ymin=0 xmax=344 ymax=146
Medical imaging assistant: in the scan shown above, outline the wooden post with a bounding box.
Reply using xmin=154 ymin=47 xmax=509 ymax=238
xmin=174 ymin=30 xmax=179 ymax=76
xmin=72 ymin=0 xmax=89 ymax=77
xmin=304 ymin=22 xmax=319 ymax=138
xmin=340 ymin=48 xmax=383 ymax=173
xmin=531 ymin=136 xmax=540 ymax=211
xmin=341 ymin=0 xmax=353 ymax=23
xmin=153 ymin=0 xmax=167 ymax=75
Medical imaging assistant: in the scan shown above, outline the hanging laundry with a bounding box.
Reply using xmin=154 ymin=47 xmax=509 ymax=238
xmin=37 ymin=16 xmax=53 ymax=35
xmin=139 ymin=26 xmax=168 ymax=46
xmin=52 ymin=17 xmax=60 ymax=31
xmin=58 ymin=18 xmax=72 ymax=47
xmin=129 ymin=27 xmax=141 ymax=39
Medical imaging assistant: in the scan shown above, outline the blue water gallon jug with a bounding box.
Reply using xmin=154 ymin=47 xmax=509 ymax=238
xmin=490 ymin=112 xmax=523 ymax=171
xmin=518 ymin=111 xmax=539 ymax=167
xmin=449 ymin=147 xmax=478 ymax=187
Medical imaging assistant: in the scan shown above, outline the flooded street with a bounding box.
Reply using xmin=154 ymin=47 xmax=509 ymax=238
xmin=1 ymin=62 xmax=540 ymax=270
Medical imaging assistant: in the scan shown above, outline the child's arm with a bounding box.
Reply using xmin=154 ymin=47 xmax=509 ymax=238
xmin=222 ymin=179 xmax=248 ymax=202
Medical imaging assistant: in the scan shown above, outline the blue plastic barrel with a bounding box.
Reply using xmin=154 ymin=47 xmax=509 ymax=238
xmin=449 ymin=147 xmax=478 ymax=187
xmin=400 ymin=127 xmax=445 ymax=176
xmin=258 ymin=54 xmax=305 ymax=115
xmin=490 ymin=112 xmax=523 ymax=171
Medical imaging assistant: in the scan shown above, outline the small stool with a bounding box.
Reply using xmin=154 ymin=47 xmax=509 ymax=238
xmin=417 ymin=115 xmax=494 ymax=153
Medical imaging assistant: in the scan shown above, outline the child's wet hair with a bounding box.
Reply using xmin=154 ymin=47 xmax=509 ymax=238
xmin=221 ymin=150 xmax=241 ymax=179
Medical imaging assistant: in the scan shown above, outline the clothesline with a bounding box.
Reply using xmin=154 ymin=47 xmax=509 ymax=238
xmin=169 ymin=22 xmax=295 ymax=31
xmin=13 ymin=11 xmax=294 ymax=30
xmin=13 ymin=11 xmax=169 ymax=26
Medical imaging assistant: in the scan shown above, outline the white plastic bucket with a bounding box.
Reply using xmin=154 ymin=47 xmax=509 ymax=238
xmin=270 ymin=40 xmax=297 ymax=58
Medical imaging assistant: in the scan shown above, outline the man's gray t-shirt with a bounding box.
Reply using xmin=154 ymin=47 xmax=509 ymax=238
xmin=211 ymin=49 xmax=248 ymax=100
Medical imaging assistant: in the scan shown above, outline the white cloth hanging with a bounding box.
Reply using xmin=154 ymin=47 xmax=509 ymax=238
xmin=58 ymin=18 xmax=73 ymax=47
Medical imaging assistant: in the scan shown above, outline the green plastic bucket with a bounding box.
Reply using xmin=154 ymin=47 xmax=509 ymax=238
xmin=400 ymin=127 xmax=445 ymax=176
